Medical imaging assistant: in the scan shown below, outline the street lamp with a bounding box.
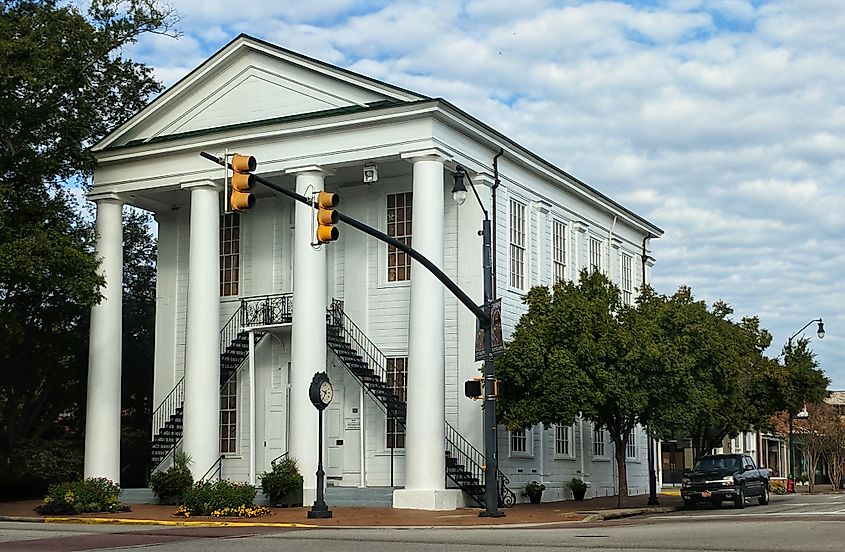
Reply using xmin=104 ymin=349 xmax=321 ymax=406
xmin=785 ymin=318 xmax=824 ymax=493
xmin=452 ymin=165 xmax=504 ymax=518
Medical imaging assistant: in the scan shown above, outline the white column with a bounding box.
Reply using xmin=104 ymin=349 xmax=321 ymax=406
xmin=84 ymin=195 xmax=124 ymax=483
xmin=394 ymin=151 xmax=461 ymax=510
xmin=182 ymin=181 xmax=221 ymax=480
xmin=288 ymin=167 xmax=329 ymax=506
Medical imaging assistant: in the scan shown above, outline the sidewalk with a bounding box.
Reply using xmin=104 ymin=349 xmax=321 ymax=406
xmin=0 ymin=494 xmax=682 ymax=528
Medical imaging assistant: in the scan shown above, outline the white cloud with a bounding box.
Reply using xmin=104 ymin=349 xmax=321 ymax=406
xmin=129 ymin=0 xmax=845 ymax=387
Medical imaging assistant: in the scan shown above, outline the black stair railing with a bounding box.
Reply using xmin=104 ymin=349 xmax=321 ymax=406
xmin=326 ymin=299 xmax=513 ymax=507
xmin=327 ymin=300 xmax=389 ymax=385
xmin=150 ymin=294 xmax=293 ymax=476
xmin=445 ymin=422 xmax=515 ymax=508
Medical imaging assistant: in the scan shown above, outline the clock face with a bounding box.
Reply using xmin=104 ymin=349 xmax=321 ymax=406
xmin=319 ymin=380 xmax=333 ymax=405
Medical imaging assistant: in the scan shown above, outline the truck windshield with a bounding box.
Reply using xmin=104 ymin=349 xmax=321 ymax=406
xmin=693 ymin=456 xmax=741 ymax=471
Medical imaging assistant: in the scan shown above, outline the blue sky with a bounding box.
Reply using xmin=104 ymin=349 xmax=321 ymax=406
xmin=124 ymin=0 xmax=845 ymax=388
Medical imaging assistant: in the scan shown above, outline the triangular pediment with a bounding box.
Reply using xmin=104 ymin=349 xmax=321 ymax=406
xmin=96 ymin=35 xmax=426 ymax=150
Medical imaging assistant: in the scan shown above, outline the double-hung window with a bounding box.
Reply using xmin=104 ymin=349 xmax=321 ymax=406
xmin=627 ymin=427 xmax=637 ymax=459
xmin=555 ymin=424 xmax=572 ymax=457
xmin=220 ymin=213 xmax=240 ymax=296
xmin=509 ymin=199 xmax=526 ymax=289
xmin=387 ymin=192 xmax=413 ymax=282
xmin=621 ymin=253 xmax=633 ymax=304
xmin=511 ymin=428 xmax=529 ymax=455
xmin=588 ymin=237 xmax=602 ymax=273
xmin=593 ymin=426 xmax=606 ymax=457
xmin=552 ymin=219 xmax=566 ymax=283
xmin=386 ymin=357 xmax=408 ymax=449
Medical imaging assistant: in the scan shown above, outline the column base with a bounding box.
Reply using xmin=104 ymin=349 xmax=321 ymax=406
xmin=393 ymin=489 xmax=464 ymax=511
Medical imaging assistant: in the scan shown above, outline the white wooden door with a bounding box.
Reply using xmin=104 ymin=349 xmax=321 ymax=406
xmin=264 ymin=390 xmax=286 ymax=472
xmin=326 ymin=384 xmax=344 ymax=479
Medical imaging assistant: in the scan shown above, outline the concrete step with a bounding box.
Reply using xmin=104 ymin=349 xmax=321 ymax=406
xmin=323 ymin=485 xmax=397 ymax=507
xmin=120 ymin=488 xmax=157 ymax=504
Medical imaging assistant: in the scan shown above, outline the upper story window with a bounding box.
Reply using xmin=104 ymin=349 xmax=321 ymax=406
xmin=588 ymin=237 xmax=602 ymax=273
xmin=627 ymin=427 xmax=637 ymax=459
xmin=387 ymin=192 xmax=412 ymax=282
xmin=220 ymin=213 xmax=240 ymax=297
xmin=552 ymin=219 xmax=566 ymax=283
xmin=386 ymin=356 xmax=408 ymax=449
xmin=593 ymin=426 xmax=606 ymax=457
xmin=621 ymin=253 xmax=633 ymax=304
xmin=555 ymin=423 xmax=572 ymax=457
xmin=509 ymin=199 xmax=526 ymax=289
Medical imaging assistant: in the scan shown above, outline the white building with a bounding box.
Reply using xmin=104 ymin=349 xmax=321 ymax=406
xmin=84 ymin=35 xmax=663 ymax=510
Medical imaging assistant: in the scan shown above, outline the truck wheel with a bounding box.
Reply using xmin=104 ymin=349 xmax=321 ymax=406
xmin=758 ymin=486 xmax=769 ymax=505
xmin=712 ymin=499 xmax=722 ymax=509
xmin=734 ymin=487 xmax=746 ymax=509
xmin=683 ymin=497 xmax=695 ymax=508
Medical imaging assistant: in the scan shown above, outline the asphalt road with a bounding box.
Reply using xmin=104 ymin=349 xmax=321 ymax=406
xmin=1 ymin=493 xmax=842 ymax=552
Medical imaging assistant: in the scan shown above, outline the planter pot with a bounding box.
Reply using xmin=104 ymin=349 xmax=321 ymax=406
xmin=572 ymin=488 xmax=586 ymax=501
xmin=527 ymin=492 xmax=543 ymax=504
xmin=273 ymin=487 xmax=303 ymax=508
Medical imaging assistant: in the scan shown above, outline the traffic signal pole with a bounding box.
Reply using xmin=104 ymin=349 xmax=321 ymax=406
xmin=200 ymin=151 xmax=488 ymax=325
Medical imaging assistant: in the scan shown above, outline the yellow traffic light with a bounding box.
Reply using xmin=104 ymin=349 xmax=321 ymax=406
xmin=315 ymin=191 xmax=340 ymax=243
xmin=230 ymin=153 xmax=256 ymax=212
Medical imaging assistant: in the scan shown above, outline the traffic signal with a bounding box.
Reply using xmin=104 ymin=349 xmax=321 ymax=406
xmin=315 ymin=191 xmax=340 ymax=244
xmin=230 ymin=153 xmax=256 ymax=212
xmin=464 ymin=377 xmax=500 ymax=400
xmin=464 ymin=378 xmax=483 ymax=400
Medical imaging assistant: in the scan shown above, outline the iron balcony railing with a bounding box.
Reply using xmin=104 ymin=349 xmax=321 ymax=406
xmin=241 ymin=294 xmax=293 ymax=327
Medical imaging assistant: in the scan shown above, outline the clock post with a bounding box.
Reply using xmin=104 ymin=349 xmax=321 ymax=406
xmin=308 ymin=371 xmax=333 ymax=519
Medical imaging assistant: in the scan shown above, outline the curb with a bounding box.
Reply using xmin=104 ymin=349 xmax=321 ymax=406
xmin=588 ymin=506 xmax=679 ymax=521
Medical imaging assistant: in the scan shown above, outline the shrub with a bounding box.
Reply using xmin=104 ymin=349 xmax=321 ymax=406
xmin=523 ymin=480 xmax=546 ymax=497
xmin=259 ymin=457 xmax=303 ymax=502
xmin=36 ymin=477 xmax=127 ymax=515
xmin=566 ymin=477 xmax=587 ymax=492
xmin=149 ymin=451 xmax=193 ymax=503
xmin=179 ymin=480 xmax=264 ymax=517
xmin=2 ymin=439 xmax=83 ymax=498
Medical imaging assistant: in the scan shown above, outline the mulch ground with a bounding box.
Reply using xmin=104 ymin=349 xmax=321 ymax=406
xmin=0 ymin=494 xmax=683 ymax=527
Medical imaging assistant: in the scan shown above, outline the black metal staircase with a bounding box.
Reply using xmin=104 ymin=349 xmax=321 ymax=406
xmin=326 ymin=299 xmax=514 ymax=507
xmin=149 ymin=294 xmax=293 ymax=475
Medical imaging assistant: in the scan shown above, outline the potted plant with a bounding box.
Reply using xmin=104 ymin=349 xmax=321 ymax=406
xmin=567 ymin=477 xmax=587 ymax=501
xmin=523 ymin=481 xmax=545 ymax=504
xmin=259 ymin=457 xmax=303 ymax=507
xmin=149 ymin=451 xmax=193 ymax=505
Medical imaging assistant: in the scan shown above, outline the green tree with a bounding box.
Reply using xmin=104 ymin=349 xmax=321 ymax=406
xmin=648 ymin=289 xmax=779 ymax=461
xmin=497 ymin=270 xmax=659 ymax=507
xmin=120 ymin=208 xmax=157 ymax=486
xmin=0 ymin=0 xmax=175 ymax=462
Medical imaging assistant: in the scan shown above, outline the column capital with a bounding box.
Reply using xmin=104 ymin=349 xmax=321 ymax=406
xmin=472 ymin=171 xmax=496 ymax=187
xmin=180 ymin=178 xmax=220 ymax=191
xmin=87 ymin=191 xmax=125 ymax=204
xmin=285 ymin=165 xmax=334 ymax=177
xmin=400 ymin=147 xmax=452 ymax=163
xmin=572 ymin=221 xmax=589 ymax=234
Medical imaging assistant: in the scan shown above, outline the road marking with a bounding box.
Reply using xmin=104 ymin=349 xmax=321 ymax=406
xmin=652 ymin=511 xmax=845 ymax=519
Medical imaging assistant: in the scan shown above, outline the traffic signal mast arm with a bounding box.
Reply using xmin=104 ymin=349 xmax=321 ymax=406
xmin=200 ymin=151 xmax=489 ymax=325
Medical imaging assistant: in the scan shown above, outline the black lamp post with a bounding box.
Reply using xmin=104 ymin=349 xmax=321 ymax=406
xmin=785 ymin=318 xmax=824 ymax=493
xmin=452 ymin=165 xmax=504 ymax=518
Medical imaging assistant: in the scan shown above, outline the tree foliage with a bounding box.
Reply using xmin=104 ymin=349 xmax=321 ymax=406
xmin=497 ymin=271 xmax=672 ymax=507
xmin=0 ymin=0 xmax=173 ymax=461
xmin=496 ymin=271 xmax=819 ymax=506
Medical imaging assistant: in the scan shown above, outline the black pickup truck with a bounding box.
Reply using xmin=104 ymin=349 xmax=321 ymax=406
xmin=681 ymin=453 xmax=770 ymax=509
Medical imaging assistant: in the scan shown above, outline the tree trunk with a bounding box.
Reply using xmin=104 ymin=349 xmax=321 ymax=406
xmin=612 ymin=434 xmax=629 ymax=508
xmin=806 ymin=449 xmax=819 ymax=494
